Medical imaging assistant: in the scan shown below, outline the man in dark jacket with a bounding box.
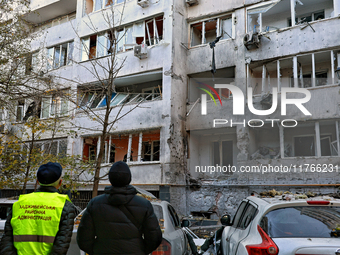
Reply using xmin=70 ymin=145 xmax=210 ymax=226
xmin=0 ymin=162 xmax=76 ymax=255
xmin=77 ymin=161 xmax=162 ymax=255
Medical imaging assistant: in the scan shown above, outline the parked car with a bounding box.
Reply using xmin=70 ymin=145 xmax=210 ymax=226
xmin=0 ymin=197 xmax=17 ymax=239
xmin=70 ymin=189 xmax=192 ymax=255
xmin=151 ymin=200 xmax=192 ymax=255
xmin=221 ymin=196 xmax=340 ymax=255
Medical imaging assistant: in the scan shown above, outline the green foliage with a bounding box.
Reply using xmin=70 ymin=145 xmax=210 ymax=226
xmin=0 ymin=116 xmax=95 ymax=192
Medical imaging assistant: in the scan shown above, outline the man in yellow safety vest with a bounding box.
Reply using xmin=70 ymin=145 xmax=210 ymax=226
xmin=0 ymin=162 xmax=76 ymax=255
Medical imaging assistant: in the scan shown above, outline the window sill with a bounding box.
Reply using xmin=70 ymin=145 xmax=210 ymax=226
xmin=80 ymin=41 xmax=167 ymax=63
xmin=189 ymin=38 xmax=233 ymax=49
xmin=285 ymin=156 xmax=340 ymax=159
xmin=250 ymin=83 xmax=340 ymax=98
xmin=76 ymin=97 xmax=162 ymax=113
xmin=47 ymin=64 xmax=73 ymax=72
xmin=100 ymin=161 xmax=160 ymax=167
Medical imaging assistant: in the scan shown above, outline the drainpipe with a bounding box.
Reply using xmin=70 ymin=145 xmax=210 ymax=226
xmin=334 ymin=0 xmax=340 ymax=17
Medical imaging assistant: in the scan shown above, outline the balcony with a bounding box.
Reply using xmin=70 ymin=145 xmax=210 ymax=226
xmin=25 ymin=0 xmax=77 ymax=24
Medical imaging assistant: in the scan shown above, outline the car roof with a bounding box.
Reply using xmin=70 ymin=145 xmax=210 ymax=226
xmin=0 ymin=197 xmax=18 ymax=205
xmin=246 ymin=195 xmax=340 ymax=213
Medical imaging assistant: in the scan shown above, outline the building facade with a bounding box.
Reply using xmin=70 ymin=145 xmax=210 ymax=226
xmin=7 ymin=0 xmax=340 ymax=216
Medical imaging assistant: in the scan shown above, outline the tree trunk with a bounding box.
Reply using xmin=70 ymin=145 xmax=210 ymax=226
xmin=92 ymin=108 xmax=110 ymax=197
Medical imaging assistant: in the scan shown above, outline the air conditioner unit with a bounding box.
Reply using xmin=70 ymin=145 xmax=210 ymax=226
xmin=137 ymin=0 xmax=149 ymax=8
xmin=134 ymin=44 xmax=147 ymax=59
xmin=243 ymin=32 xmax=261 ymax=50
xmin=186 ymin=0 xmax=198 ymax=6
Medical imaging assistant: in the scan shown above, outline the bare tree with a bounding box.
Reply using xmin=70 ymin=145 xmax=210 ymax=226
xmin=54 ymin=3 xmax=159 ymax=197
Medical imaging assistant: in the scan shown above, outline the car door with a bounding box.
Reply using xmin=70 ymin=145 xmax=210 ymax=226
xmin=228 ymin=201 xmax=258 ymax=255
xmin=224 ymin=201 xmax=248 ymax=255
xmin=166 ymin=204 xmax=188 ymax=255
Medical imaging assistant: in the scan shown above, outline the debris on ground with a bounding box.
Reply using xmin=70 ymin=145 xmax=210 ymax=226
xmin=258 ymin=190 xmax=340 ymax=201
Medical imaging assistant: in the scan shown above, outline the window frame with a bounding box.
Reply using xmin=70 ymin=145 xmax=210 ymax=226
xmin=16 ymin=100 xmax=25 ymax=122
xmin=237 ymin=202 xmax=258 ymax=230
xmin=189 ymin=13 xmax=235 ymax=48
xmin=142 ymin=140 xmax=160 ymax=162
xmin=47 ymin=41 xmax=74 ymax=70
xmin=212 ymin=140 xmax=233 ymax=167
xmin=83 ymin=0 xmax=125 ymax=16
xmin=36 ymin=139 xmax=68 ymax=157
xmin=80 ymin=15 xmax=164 ymax=61
xmin=40 ymin=95 xmax=69 ymax=119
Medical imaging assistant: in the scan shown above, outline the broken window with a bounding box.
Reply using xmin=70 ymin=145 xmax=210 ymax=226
xmin=81 ymin=16 xmax=163 ymax=60
xmin=114 ymin=26 xmax=134 ymax=54
xmin=213 ymin=141 xmax=233 ymax=166
xmin=47 ymin=41 xmax=74 ymax=70
xmin=249 ymin=50 xmax=336 ymax=94
xmin=16 ymin=100 xmax=25 ymax=122
xmin=190 ymin=14 xmax=233 ymax=47
xmin=83 ymin=130 xmax=161 ymax=164
xmin=142 ymin=141 xmax=160 ymax=161
xmin=247 ymin=1 xmax=282 ymax=33
xmin=84 ymin=0 xmax=125 ymax=15
xmin=25 ymin=52 xmax=39 ymax=75
xmin=78 ymin=74 xmax=162 ymax=110
xmin=248 ymin=123 xmax=280 ymax=159
xmin=188 ymin=67 xmax=235 ymax=103
xmin=320 ymin=121 xmax=338 ymax=156
xmin=283 ymin=120 xmax=340 ymax=158
xmin=83 ymin=137 xmax=98 ymax=161
xmin=248 ymin=0 xmax=333 ymax=33
xmin=81 ymin=35 xmax=98 ymax=61
xmin=84 ymin=0 xmax=94 ymax=14
xmin=133 ymin=15 xmax=164 ymax=46
xmin=79 ymin=88 xmax=106 ymax=109
xmin=294 ymin=136 xmax=315 ymax=157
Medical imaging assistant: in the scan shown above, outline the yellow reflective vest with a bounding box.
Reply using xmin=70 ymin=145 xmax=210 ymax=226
xmin=11 ymin=192 xmax=71 ymax=255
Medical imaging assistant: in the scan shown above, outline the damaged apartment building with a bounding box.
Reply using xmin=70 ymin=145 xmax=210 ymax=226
xmin=3 ymin=0 xmax=340 ymax=216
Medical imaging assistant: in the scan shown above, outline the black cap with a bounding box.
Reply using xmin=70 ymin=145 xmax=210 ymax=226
xmin=109 ymin=161 xmax=131 ymax=187
xmin=37 ymin=162 xmax=62 ymax=185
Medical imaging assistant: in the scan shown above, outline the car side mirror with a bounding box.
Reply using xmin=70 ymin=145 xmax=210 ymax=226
xmin=220 ymin=214 xmax=232 ymax=226
xmin=181 ymin=219 xmax=190 ymax=228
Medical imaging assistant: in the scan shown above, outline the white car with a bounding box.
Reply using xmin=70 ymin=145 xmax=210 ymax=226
xmin=221 ymin=196 xmax=340 ymax=255
xmin=0 ymin=197 xmax=17 ymax=239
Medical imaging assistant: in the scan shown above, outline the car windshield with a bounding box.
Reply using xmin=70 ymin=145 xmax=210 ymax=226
xmin=152 ymin=204 xmax=165 ymax=230
xmin=260 ymin=206 xmax=340 ymax=238
xmin=152 ymin=204 xmax=164 ymax=220
xmin=0 ymin=205 xmax=12 ymax=220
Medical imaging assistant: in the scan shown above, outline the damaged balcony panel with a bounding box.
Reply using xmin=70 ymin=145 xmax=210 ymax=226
xmin=188 ymin=128 xmax=237 ymax=179
xmin=319 ymin=121 xmax=338 ymax=156
xmin=314 ymin=51 xmax=332 ymax=86
xmin=283 ymin=120 xmax=340 ymax=158
xmin=82 ymin=130 xmax=161 ymax=164
xmin=77 ymin=77 xmax=162 ymax=110
xmin=249 ymin=123 xmax=280 ymax=159
xmin=189 ymin=14 xmax=234 ymax=48
xmin=188 ymin=67 xmax=235 ymax=103
xmin=247 ymin=0 xmax=333 ymax=34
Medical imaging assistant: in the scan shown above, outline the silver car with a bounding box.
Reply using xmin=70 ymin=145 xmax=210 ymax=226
xmin=151 ymin=200 xmax=192 ymax=255
xmin=221 ymin=196 xmax=340 ymax=255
